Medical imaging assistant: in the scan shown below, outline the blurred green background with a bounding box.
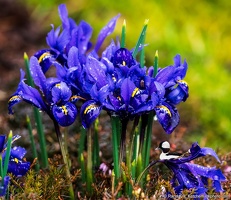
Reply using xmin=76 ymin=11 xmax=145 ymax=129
xmin=20 ymin=0 xmax=231 ymax=151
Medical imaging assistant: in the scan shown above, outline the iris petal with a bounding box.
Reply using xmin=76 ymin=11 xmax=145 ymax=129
xmin=113 ymin=48 xmax=134 ymax=68
xmin=51 ymin=82 xmax=72 ymax=103
xmin=10 ymin=146 xmax=27 ymax=160
xmin=173 ymin=54 xmax=188 ymax=79
xmin=0 ymin=135 xmax=5 ymax=152
xmin=155 ymin=66 xmax=175 ymax=87
xmin=8 ymin=95 xmax=22 ymax=114
xmin=52 ymin=102 xmax=77 ymax=126
xmin=58 ymin=4 xmax=69 ymax=30
xmin=77 ymin=21 xmax=93 ymax=54
xmin=8 ymin=70 xmax=47 ymax=114
xmin=102 ymin=40 xmax=117 ymax=61
xmin=120 ymin=78 xmax=136 ymax=107
xmin=95 ymin=14 xmax=120 ymax=52
xmin=166 ymin=81 xmax=189 ymax=105
xmin=67 ymin=46 xmax=81 ymax=68
xmin=155 ymin=103 xmax=179 ymax=134
xmin=80 ymin=100 xmax=102 ymax=128
xmin=8 ymin=160 xmax=30 ymax=176
xmin=34 ymin=49 xmax=57 ymax=73
xmin=85 ymin=56 xmax=108 ymax=88
xmin=30 ymin=56 xmax=47 ymax=95
xmin=0 ymin=176 xmax=10 ymax=196
xmin=201 ymin=147 xmax=221 ymax=163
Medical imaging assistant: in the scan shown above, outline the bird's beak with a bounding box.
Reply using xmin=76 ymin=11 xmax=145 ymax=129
xmin=155 ymin=147 xmax=159 ymax=151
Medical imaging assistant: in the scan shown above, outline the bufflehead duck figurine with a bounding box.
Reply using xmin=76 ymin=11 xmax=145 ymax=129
xmin=156 ymin=141 xmax=182 ymax=160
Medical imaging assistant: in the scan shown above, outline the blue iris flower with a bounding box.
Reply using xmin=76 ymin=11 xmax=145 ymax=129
xmin=158 ymin=143 xmax=226 ymax=198
xmin=80 ymin=48 xmax=161 ymax=128
xmin=0 ymin=135 xmax=30 ymax=177
xmin=155 ymin=54 xmax=189 ymax=105
xmin=153 ymin=54 xmax=189 ymax=134
xmin=0 ymin=176 xmax=10 ymax=197
xmin=8 ymin=56 xmax=77 ymax=127
xmin=34 ymin=4 xmax=120 ymax=74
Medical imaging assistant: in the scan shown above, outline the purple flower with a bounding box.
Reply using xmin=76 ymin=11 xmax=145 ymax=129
xmin=153 ymin=55 xmax=189 ymax=134
xmin=157 ymin=142 xmax=226 ymax=197
xmin=155 ymin=54 xmax=189 ymax=105
xmin=80 ymin=48 xmax=160 ymax=128
xmin=0 ymin=135 xmax=30 ymax=177
xmin=154 ymin=102 xmax=180 ymax=134
xmin=0 ymin=176 xmax=10 ymax=196
xmin=8 ymin=57 xmax=77 ymax=127
xmin=35 ymin=4 xmax=120 ymax=73
xmin=7 ymin=146 xmax=30 ymax=176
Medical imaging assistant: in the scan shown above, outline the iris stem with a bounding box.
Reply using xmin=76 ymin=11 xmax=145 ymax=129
xmin=136 ymin=153 xmax=143 ymax=187
xmin=24 ymin=53 xmax=48 ymax=168
xmin=111 ymin=115 xmax=121 ymax=188
xmin=33 ymin=108 xmax=48 ymax=168
xmin=80 ymin=153 xmax=86 ymax=184
xmin=144 ymin=111 xmax=154 ymax=169
xmin=3 ymin=131 xmax=13 ymax=178
xmin=139 ymin=114 xmax=148 ymax=156
xmin=140 ymin=25 xmax=147 ymax=68
xmin=79 ymin=127 xmax=86 ymax=184
xmin=79 ymin=127 xmax=86 ymax=161
xmin=26 ymin=115 xmax=40 ymax=171
xmin=86 ymin=127 xmax=93 ymax=195
xmin=93 ymin=119 xmax=100 ymax=167
xmin=132 ymin=19 xmax=149 ymax=59
xmin=53 ymin=122 xmax=74 ymax=199
xmin=119 ymin=119 xmax=128 ymax=166
xmin=121 ymin=20 xmax=126 ymax=48
xmin=153 ymin=50 xmax=158 ymax=77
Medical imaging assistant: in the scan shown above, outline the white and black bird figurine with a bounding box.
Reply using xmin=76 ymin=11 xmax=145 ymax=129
xmin=156 ymin=141 xmax=182 ymax=160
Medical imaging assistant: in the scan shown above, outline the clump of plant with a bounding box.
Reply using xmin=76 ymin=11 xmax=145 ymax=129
xmin=6 ymin=3 xmax=228 ymax=199
xmin=9 ymin=155 xmax=80 ymax=199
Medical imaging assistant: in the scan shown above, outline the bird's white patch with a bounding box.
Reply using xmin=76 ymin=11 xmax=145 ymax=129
xmin=161 ymin=141 xmax=170 ymax=149
xmin=160 ymin=152 xmax=179 ymax=160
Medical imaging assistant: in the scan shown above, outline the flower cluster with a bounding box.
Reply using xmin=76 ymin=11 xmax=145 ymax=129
xmin=160 ymin=143 xmax=226 ymax=198
xmin=0 ymin=135 xmax=30 ymax=196
xmin=8 ymin=4 xmax=188 ymax=134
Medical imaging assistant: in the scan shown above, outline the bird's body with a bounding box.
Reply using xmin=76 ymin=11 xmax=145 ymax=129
xmin=156 ymin=141 xmax=182 ymax=160
xmin=159 ymin=151 xmax=182 ymax=160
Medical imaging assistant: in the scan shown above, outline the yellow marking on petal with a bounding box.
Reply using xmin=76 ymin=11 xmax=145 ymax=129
xmin=177 ymin=80 xmax=188 ymax=85
xmin=61 ymin=105 xmax=68 ymax=115
xmin=14 ymin=158 xmax=19 ymax=164
xmin=84 ymin=104 xmax=97 ymax=115
xmin=70 ymin=95 xmax=86 ymax=101
xmin=122 ymin=61 xmax=126 ymax=66
xmin=132 ymin=88 xmax=140 ymax=97
xmin=156 ymin=105 xmax=171 ymax=117
xmin=38 ymin=52 xmax=51 ymax=63
xmin=55 ymin=83 xmax=61 ymax=88
xmin=8 ymin=95 xmax=21 ymax=103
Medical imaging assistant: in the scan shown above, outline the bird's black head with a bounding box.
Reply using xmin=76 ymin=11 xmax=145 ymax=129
xmin=158 ymin=141 xmax=170 ymax=153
